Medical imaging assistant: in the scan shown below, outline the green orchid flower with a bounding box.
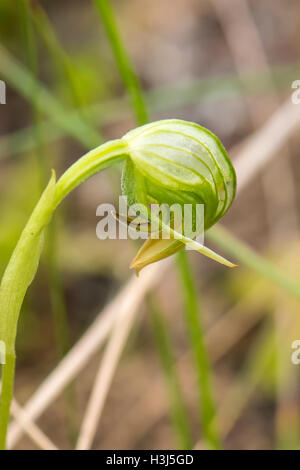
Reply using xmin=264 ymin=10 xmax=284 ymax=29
xmin=0 ymin=119 xmax=236 ymax=447
xmin=121 ymin=119 xmax=237 ymax=271
xmin=55 ymin=119 xmax=237 ymax=272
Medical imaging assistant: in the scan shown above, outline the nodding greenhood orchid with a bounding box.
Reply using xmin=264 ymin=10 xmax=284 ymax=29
xmin=54 ymin=119 xmax=237 ymax=272
xmin=0 ymin=119 xmax=236 ymax=448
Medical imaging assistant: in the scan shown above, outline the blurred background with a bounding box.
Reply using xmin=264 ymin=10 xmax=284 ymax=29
xmin=1 ymin=0 xmax=300 ymax=450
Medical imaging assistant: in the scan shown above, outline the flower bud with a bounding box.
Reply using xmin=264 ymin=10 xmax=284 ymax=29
xmin=122 ymin=119 xmax=236 ymax=230
xmin=121 ymin=119 xmax=237 ymax=272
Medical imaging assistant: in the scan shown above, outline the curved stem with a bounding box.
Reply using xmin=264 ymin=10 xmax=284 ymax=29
xmin=0 ymin=137 xmax=128 ymax=448
xmin=54 ymin=138 xmax=128 ymax=207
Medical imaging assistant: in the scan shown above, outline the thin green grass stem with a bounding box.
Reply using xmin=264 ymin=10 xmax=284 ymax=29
xmin=94 ymin=0 xmax=148 ymax=126
xmin=176 ymin=250 xmax=221 ymax=449
xmin=148 ymin=296 xmax=193 ymax=450
xmin=207 ymin=225 xmax=300 ymax=302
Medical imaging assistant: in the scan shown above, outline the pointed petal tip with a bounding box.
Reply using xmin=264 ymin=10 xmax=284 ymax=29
xmin=129 ymin=258 xmax=137 ymax=270
xmin=129 ymin=257 xmax=142 ymax=275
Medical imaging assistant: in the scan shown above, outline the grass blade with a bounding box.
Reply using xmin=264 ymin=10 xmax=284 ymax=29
xmin=176 ymin=250 xmax=221 ymax=449
xmin=207 ymin=225 xmax=300 ymax=302
xmin=148 ymin=296 xmax=193 ymax=450
xmin=0 ymin=45 xmax=100 ymax=148
xmin=94 ymin=0 xmax=148 ymax=126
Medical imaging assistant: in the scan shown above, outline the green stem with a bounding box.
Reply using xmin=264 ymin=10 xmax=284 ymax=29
xmin=28 ymin=1 xmax=98 ymax=136
xmin=148 ymin=296 xmax=192 ymax=450
xmin=2 ymin=63 xmax=300 ymax=162
xmin=176 ymin=250 xmax=221 ymax=449
xmin=0 ymin=354 xmax=16 ymax=449
xmin=96 ymin=0 xmax=220 ymax=450
xmin=0 ymin=134 xmax=129 ymax=448
xmin=94 ymin=0 xmax=148 ymax=126
xmin=18 ymin=0 xmax=47 ymax=186
xmin=54 ymin=138 xmax=127 ymax=207
xmin=0 ymin=45 xmax=99 ymax=149
xmin=0 ymin=125 xmax=130 ymax=448
xmin=207 ymin=225 xmax=300 ymax=302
